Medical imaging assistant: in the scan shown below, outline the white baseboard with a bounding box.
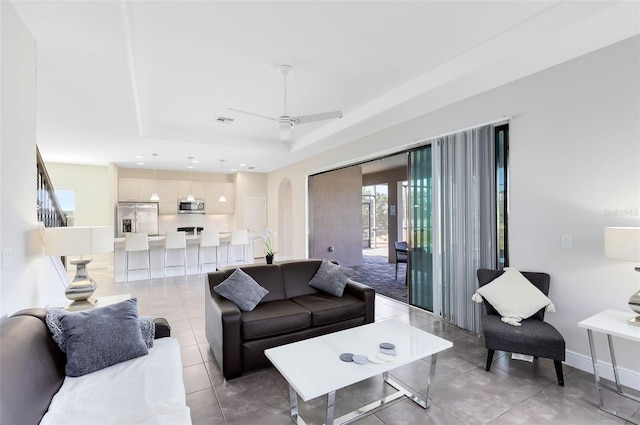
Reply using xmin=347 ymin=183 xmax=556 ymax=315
xmin=565 ymin=349 xmax=640 ymax=391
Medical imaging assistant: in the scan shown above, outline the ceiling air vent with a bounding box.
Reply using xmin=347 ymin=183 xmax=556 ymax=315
xmin=216 ymin=116 xmax=234 ymax=124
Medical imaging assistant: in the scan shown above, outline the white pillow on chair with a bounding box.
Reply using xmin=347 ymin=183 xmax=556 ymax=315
xmin=472 ymin=267 xmax=555 ymax=326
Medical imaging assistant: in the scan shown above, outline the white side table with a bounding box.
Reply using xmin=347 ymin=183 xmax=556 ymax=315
xmin=578 ymin=309 xmax=640 ymax=424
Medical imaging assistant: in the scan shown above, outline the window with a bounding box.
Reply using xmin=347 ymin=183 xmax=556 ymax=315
xmin=495 ymin=124 xmax=509 ymax=268
xmin=55 ymin=190 xmax=76 ymax=226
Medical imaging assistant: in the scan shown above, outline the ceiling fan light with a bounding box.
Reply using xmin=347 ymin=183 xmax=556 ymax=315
xmin=279 ymin=121 xmax=292 ymax=140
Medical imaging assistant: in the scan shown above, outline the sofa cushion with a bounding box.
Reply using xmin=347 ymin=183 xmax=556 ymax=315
xmin=291 ymin=293 xmax=366 ymax=326
xmin=241 ymin=300 xmax=311 ymax=340
xmin=60 ymin=298 xmax=148 ymax=377
xmin=308 ymin=259 xmax=354 ymax=297
xmin=280 ymin=260 xmax=323 ymax=298
xmin=214 ymin=269 xmax=269 ymax=312
xmin=40 ymin=338 xmax=191 ymax=425
xmin=224 ymin=265 xmax=286 ymax=302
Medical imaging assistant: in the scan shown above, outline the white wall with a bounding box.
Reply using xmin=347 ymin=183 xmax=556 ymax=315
xmin=45 ymin=163 xmax=112 ymax=269
xmin=268 ymin=36 xmax=640 ymax=382
xmin=1 ymin=2 xmax=65 ymax=317
xmin=46 ymin=163 xmax=110 ymax=227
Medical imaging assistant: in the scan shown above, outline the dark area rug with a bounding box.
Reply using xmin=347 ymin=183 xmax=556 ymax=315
xmin=351 ymin=252 xmax=408 ymax=304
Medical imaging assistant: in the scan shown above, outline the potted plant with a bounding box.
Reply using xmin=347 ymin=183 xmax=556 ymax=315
xmin=260 ymin=228 xmax=277 ymax=264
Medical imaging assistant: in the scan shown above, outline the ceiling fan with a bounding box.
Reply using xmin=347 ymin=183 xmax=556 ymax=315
xmin=230 ymin=65 xmax=343 ymax=140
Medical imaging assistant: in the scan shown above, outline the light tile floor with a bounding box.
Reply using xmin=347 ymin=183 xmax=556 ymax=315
xmin=89 ymin=269 xmax=639 ymax=425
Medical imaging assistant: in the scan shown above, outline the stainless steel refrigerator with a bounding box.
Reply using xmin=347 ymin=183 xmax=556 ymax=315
xmin=116 ymin=202 xmax=159 ymax=237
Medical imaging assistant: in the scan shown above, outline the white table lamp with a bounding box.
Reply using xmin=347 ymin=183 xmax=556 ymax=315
xmin=45 ymin=226 xmax=113 ymax=305
xmin=604 ymin=226 xmax=640 ymax=326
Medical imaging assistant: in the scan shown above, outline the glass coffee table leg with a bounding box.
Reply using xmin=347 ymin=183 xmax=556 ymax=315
xmin=326 ymin=390 xmax=336 ymax=425
xmin=289 ymin=385 xmax=302 ymax=424
xmin=424 ymin=352 xmax=438 ymax=408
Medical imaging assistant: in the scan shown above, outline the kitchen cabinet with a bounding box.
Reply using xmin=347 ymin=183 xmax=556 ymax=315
xmin=177 ymin=180 xmax=205 ymax=201
xmin=138 ymin=179 xmax=156 ymax=201
xmin=205 ymin=182 xmax=235 ymax=214
xmin=118 ymin=178 xmax=156 ymax=202
xmin=119 ymin=178 xmax=139 ymax=201
xmin=158 ymin=180 xmax=178 ymax=214
xmin=119 ymin=177 xmax=233 ymax=215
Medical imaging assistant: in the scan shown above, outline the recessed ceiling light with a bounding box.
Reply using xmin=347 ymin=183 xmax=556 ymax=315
xmin=135 ymin=155 xmax=143 ymax=159
xmin=136 ymin=162 xmax=144 ymax=165
xmin=230 ymin=168 xmax=237 ymax=172
xmin=239 ymin=163 xmax=246 ymax=167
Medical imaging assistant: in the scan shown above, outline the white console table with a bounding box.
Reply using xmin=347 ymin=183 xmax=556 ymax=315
xmin=578 ymin=309 xmax=640 ymax=424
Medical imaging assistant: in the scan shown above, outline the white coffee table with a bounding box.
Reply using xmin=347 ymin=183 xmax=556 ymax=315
xmin=265 ymin=320 xmax=453 ymax=425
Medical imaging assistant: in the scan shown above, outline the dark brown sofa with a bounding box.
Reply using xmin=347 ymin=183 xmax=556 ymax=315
xmin=0 ymin=308 xmax=171 ymax=425
xmin=205 ymin=259 xmax=375 ymax=380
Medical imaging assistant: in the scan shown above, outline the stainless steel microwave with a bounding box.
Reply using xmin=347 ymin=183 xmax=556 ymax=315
xmin=178 ymin=200 xmax=205 ymax=214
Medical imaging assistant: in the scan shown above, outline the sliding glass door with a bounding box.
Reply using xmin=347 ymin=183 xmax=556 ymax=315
xmin=408 ymin=146 xmax=433 ymax=311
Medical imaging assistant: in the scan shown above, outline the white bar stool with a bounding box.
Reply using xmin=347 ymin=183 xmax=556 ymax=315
xmin=226 ymin=229 xmax=249 ymax=266
xmin=164 ymin=231 xmax=187 ymax=277
xmin=198 ymin=230 xmax=220 ymax=274
xmin=124 ymin=233 xmax=150 ymax=284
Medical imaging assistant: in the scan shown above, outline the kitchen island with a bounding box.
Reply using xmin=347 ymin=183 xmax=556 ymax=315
xmin=113 ymin=232 xmax=255 ymax=282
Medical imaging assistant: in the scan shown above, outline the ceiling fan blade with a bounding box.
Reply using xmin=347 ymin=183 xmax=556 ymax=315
xmin=291 ymin=111 xmax=343 ymax=125
xmin=228 ymin=108 xmax=278 ymax=122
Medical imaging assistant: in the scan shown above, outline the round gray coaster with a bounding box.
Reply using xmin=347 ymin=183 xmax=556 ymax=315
xmin=352 ymin=354 xmax=369 ymax=365
xmin=380 ymin=347 xmax=397 ymax=356
xmin=380 ymin=342 xmax=395 ymax=350
xmin=340 ymin=353 xmax=354 ymax=362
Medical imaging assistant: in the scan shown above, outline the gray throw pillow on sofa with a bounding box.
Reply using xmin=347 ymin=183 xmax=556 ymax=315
xmin=46 ymin=308 xmax=155 ymax=352
xmin=214 ymin=268 xmax=269 ymax=312
xmin=59 ymin=298 xmax=149 ymax=377
xmin=308 ymin=259 xmax=354 ymax=297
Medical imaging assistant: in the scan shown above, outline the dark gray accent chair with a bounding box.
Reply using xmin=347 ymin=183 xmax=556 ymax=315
xmin=477 ymin=269 xmax=566 ymax=386
xmin=394 ymin=241 xmax=408 ymax=281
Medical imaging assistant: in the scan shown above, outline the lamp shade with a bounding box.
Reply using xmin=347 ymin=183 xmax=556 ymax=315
xmin=604 ymin=227 xmax=640 ymax=262
xmin=45 ymin=226 xmax=114 ymax=256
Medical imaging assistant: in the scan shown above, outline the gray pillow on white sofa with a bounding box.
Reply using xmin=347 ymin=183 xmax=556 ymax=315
xmin=46 ymin=308 xmax=155 ymax=352
xmin=308 ymin=259 xmax=354 ymax=297
xmin=59 ymin=298 xmax=149 ymax=377
xmin=214 ymin=268 xmax=269 ymax=311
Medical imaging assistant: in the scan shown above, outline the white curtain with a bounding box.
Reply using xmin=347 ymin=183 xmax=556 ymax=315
xmin=434 ymin=124 xmax=497 ymax=334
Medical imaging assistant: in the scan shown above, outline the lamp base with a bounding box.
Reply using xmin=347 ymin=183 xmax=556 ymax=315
xmin=628 ymin=316 xmax=640 ymax=327
xmin=628 ymin=288 xmax=640 ymax=326
xmin=66 ymin=259 xmax=97 ymax=302
xmin=65 ymin=298 xmax=97 ymax=311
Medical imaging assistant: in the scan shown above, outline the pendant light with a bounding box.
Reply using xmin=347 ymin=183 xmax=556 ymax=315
xmin=218 ymin=159 xmax=227 ymax=202
xmin=186 ymin=156 xmax=195 ymax=202
xmin=150 ymin=153 xmax=160 ymax=201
